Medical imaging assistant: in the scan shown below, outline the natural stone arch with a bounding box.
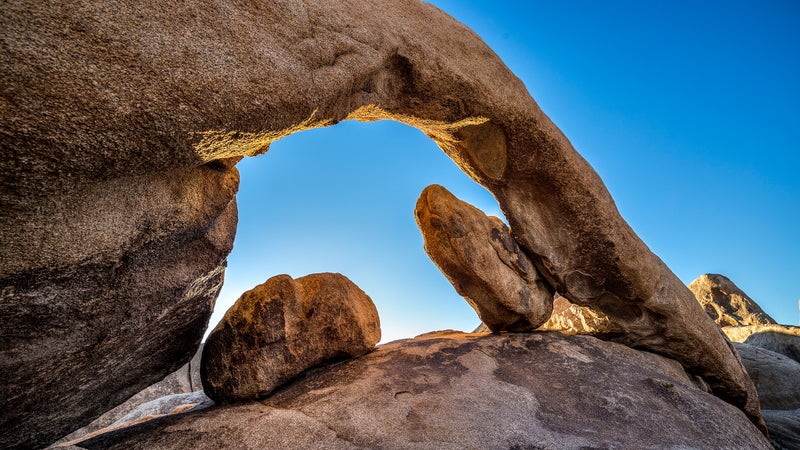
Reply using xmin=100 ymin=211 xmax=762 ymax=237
xmin=0 ymin=0 xmax=763 ymax=447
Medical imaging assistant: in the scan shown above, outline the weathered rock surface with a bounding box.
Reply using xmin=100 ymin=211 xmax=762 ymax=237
xmin=0 ymin=164 xmax=238 ymax=449
xmin=75 ymin=332 xmax=770 ymax=449
xmin=112 ymin=391 xmax=214 ymax=426
xmin=689 ymin=274 xmax=777 ymax=326
xmin=1 ymin=0 xmax=763 ymax=445
xmin=733 ymin=342 xmax=800 ymax=450
xmin=538 ymin=294 xmax=622 ymax=336
xmin=723 ymin=325 xmax=800 ymax=368
xmin=54 ymin=392 xmax=213 ymax=449
xmin=734 ymin=343 xmax=800 ymax=410
xmin=415 ymin=184 xmax=554 ymax=331
xmin=201 ymin=273 xmax=380 ymax=403
xmin=56 ymin=345 xmax=204 ymax=444
xmin=762 ymin=409 xmax=800 ymax=450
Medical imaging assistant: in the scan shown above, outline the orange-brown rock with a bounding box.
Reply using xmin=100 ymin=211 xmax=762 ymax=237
xmin=201 ymin=273 xmax=380 ymax=403
xmin=415 ymin=185 xmax=554 ymax=332
xmin=538 ymin=295 xmax=622 ymax=337
xmin=689 ymin=274 xmax=777 ymax=326
xmin=1 ymin=0 xmax=763 ymax=445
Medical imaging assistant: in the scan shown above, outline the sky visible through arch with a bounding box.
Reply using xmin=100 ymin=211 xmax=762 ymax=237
xmin=207 ymin=1 xmax=800 ymax=341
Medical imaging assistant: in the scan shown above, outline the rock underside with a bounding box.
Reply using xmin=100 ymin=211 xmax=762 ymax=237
xmin=72 ymin=332 xmax=771 ymax=450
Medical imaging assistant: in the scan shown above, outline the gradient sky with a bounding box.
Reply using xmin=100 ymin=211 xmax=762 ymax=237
xmin=207 ymin=1 xmax=800 ymax=341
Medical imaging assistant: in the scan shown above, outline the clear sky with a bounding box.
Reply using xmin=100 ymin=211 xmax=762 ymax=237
xmin=207 ymin=1 xmax=800 ymax=341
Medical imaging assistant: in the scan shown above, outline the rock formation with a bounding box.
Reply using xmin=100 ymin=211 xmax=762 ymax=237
xmin=1 ymin=0 xmax=763 ymax=445
xmin=762 ymin=409 xmax=800 ymax=450
xmin=56 ymin=345 xmax=204 ymax=444
xmin=415 ymin=184 xmax=554 ymax=331
xmin=69 ymin=332 xmax=771 ymax=449
xmin=201 ymin=273 xmax=380 ymax=403
xmin=742 ymin=328 xmax=800 ymax=364
xmin=688 ymin=274 xmax=777 ymax=326
xmin=538 ymin=294 xmax=622 ymax=336
xmin=734 ymin=343 xmax=800 ymax=411
xmin=734 ymin=343 xmax=800 ymax=449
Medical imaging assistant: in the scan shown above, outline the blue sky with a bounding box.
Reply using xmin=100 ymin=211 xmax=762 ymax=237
xmin=208 ymin=1 xmax=800 ymax=341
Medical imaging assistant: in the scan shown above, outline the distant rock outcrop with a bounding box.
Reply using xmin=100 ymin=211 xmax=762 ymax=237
xmin=72 ymin=332 xmax=771 ymax=450
xmin=688 ymin=274 xmax=777 ymax=326
xmin=201 ymin=273 xmax=380 ymax=403
xmin=415 ymin=185 xmax=554 ymax=331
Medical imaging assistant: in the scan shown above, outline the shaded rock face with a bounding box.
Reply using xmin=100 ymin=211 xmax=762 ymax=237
xmin=745 ymin=330 xmax=800 ymax=365
xmin=56 ymin=345 xmax=204 ymax=444
xmin=0 ymin=164 xmax=237 ymax=449
xmin=201 ymin=273 xmax=380 ymax=403
xmin=55 ymin=392 xmax=214 ymax=449
xmin=734 ymin=343 xmax=800 ymax=411
xmin=75 ymin=332 xmax=770 ymax=450
xmin=689 ymin=274 xmax=777 ymax=326
xmin=415 ymin=184 xmax=554 ymax=331
xmin=762 ymin=409 xmax=800 ymax=450
xmin=2 ymin=0 xmax=763 ymax=445
xmin=734 ymin=343 xmax=800 ymax=450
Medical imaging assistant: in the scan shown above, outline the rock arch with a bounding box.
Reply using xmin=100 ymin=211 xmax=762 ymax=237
xmin=0 ymin=0 xmax=762 ymax=447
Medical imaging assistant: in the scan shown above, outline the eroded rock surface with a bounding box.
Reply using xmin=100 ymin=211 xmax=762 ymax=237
xmin=0 ymin=165 xmax=237 ymax=449
xmin=75 ymin=332 xmax=770 ymax=450
xmin=1 ymin=0 xmax=763 ymax=445
xmin=734 ymin=342 xmax=800 ymax=450
xmin=538 ymin=294 xmax=622 ymax=336
xmin=201 ymin=273 xmax=380 ymax=403
xmin=723 ymin=325 xmax=800 ymax=366
xmin=415 ymin=184 xmax=554 ymax=331
xmin=762 ymin=409 xmax=800 ymax=450
xmin=56 ymin=345 xmax=204 ymax=444
xmin=689 ymin=274 xmax=777 ymax=326
xmin=734 ymin=343 xmax=800 ymax=411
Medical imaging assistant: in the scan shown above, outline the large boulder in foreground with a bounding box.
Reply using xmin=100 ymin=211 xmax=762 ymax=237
xmin=415 ymin=184 xmax=554 ymax=331
xmin=201 ymin=273 xmax=380 ymax=403
xmin=2 ymin=0 xmax=763 ymax=444
xmin=732 ymin=343 xmax=800 ymax=450
xmin=688 ymin=274 xmax=777 ymax=326
xmin=762 ymin=409 xmax=800 ymax=450
xmin=75 ymin=332 xmax=770 ymax=449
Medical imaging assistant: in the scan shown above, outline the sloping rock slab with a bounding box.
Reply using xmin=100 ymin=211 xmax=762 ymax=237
xmin=734 ymin=343 xmax=800 ymax=410
xmin=724 ymin=325 xmax=800 ymax=363
xmin=762 ymin=409 xmax=800 ymax=450
xmin=77 ymin=332 xmax=769 ymax=449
